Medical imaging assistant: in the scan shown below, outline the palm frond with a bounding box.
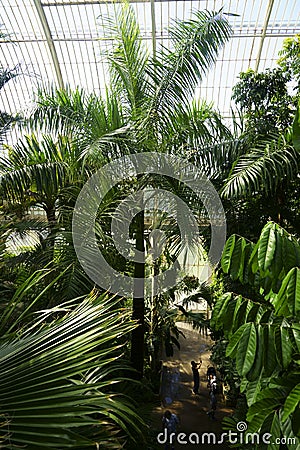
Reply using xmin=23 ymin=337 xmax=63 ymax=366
xmin=164 ymin=99 xmax=233 ymax=153
xmin=27 ymin=86 xmax=127 ymax=164
xmin=0 ymin=291 xmax=144 ymax=448
xmin=144 ymin=9 xmax=232 ymax=132
xmin=101 ymin=2 xmax=149 ymax=118
xmin=221 ymin=133 xmax=300 ymax=198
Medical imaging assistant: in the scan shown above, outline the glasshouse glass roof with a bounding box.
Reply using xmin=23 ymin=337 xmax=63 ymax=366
xmin=1 ymin=0 xmax=300 ymax=119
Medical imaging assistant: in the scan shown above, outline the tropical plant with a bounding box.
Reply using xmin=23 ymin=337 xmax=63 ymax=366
xmin=0 ymin=269 xmax=145 ymax=449
xmin=98 ymin=4 xmax=233 ymax=376
xmin=232 ymin=67 xmax=295 ymax=136
xmin=1 ymin=4 xmax=234 ymax=378
xmin=278 ymin=34 xmax=300 ymax=91
xmin=211 ymin=221 xmax=300 ymax=448
xmin=0 ymin=28 xmax=22 ymax=145
xmin=223 ymin=65 xmax=299 ymax=198
xmin=221 ymin=61 xmax=300 ymax=238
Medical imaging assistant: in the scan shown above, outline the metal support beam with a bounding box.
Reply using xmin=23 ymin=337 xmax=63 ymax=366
xmin=254 ymin=0 xmax=275 ymax=72
xmin=33 ymin=0 xmax=64 ymax=89
xmin=150 ymin=0 xmax=157 ymax=58
xmin=42 ymin=0 xmax=169 ymax=5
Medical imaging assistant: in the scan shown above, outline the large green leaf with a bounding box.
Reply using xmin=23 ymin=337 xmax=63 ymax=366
xmin=210 ymin=292 xmax=232 ymax=330
xmin=257 ymin=222 xmax=277 ymax=273
xmin=263 ymin=324 xmax=277 ymax=377
xmin=273 ymin=267 xmax=300 ymax=319
xmin=282 ymin=384 xmax=300 ymax=422
xmin=245 ymin=380 xmax=262 ymax=407
xmin=279 ymin=410 xmax=300 ymax=450
xmin=275 ymin=326 xmax=293 ymax=369
xmin=221 ymin=234 xmax=236 ymax=273
xmin=247 ymin=324 xmax=264 ymax=381
xmin=261 ymin=412 xmax=281 ymax=450
xmin=226 ymin=323 xmax=248 ymax=357
xmin=236 ymin=322 xmax=257 ymax=376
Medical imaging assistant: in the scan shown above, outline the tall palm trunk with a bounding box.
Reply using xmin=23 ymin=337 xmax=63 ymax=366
xmin=130 ymin=208 xmax=145 ymax=378
xmin=45 ymin=204 xmax=57 ymax=258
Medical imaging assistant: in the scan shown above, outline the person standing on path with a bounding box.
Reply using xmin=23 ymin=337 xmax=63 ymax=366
xmin=162 ymin=410 xmax=179 ymax=450
xmin=207 ymin=373 xmax=217 ymax=419
xmin=191 ymin=360 xmax=202 ymax=394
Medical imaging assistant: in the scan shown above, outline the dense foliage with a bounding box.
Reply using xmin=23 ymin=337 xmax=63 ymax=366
xmin=211 ymin=222 xmax=300 ymax=448
xmin=1 ymin=4 xmax=300 ymax=448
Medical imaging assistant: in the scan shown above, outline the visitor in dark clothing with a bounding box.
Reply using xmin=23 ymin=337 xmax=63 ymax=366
xmin=191 ymin=360 xmax=202 ymax=394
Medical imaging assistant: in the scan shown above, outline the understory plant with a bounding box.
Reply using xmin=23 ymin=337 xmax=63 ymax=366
xmin=211 ymin=221 xmax=300 ymax=449
xmin=0 ymin=271 xmax=145 ymax=449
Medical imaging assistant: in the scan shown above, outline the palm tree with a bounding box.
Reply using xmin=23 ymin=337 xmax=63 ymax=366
xmin=0 ymin=4 xmax=234 ymax=377
xmin=89 ymin=4 xmax=233 ymax=376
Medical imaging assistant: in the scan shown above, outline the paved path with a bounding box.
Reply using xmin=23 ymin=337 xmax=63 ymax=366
xmin=151 ymin=324 xmax=233 ymax=449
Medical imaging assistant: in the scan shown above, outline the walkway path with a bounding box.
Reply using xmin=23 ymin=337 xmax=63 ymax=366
xmin=151 ymin=323 xmax=233 ymax=449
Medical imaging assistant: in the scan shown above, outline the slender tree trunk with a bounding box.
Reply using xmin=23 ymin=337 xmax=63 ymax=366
xmin=45 ymin=205 xmax=56 ymax=228
xmin=150 ymin=260 xmax=161 ymax=376
xmin=130 ymin=208 xmax=145 ymax=378
xmin=44 ymin=204 xmax=57 ymax=259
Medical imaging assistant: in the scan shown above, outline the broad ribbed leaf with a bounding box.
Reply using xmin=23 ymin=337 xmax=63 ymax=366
xmin=245 ymin=380 xmax=262 ymax=407
xmin=230 ymin=237 xmax=248 ymax=280
xmin=263 ymin=325 xmax=277 ymax=377
xmin=275 ymin=326 xmax=293 ymax=369
xmin=226 ymin=323 xmax=248 ymax=357
xmin=262 ymin=412 xmax=281 ymax=450
xmin=258 ymin=223 xmax=277 ymax=273
xmin=282 ymin=384 xmax=300 ymax=422
xmin=273 ymin=267 xmax=300 ymax=318
xmin=282 ymin=238 xmax=300 ymax=275
xmin=247 ymin=324 xmax=264 ymax=381
xmin=279 ymin=410 xmax=300 ymax=450
xmin=236 ymin=322 xmax=257 ymax=376
xmin=247 ymin=399 xmax=281 ymax=433
xmin=221 ymin=234 xmax=236 ymax=273
xmin=231 ymin=295 xmax=244 ymax=332
xmin=210 ymin=293 xmax=232 ymax=330
xmin=292 ymin=324 xmax=300 ymax=353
